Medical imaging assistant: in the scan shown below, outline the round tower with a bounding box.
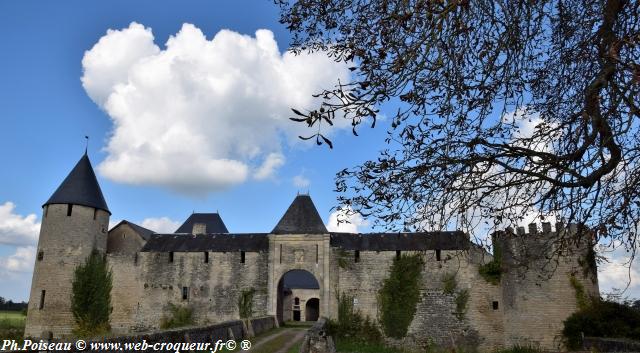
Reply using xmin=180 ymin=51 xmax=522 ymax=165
xmin=24 ymin=153 xmax=110 ymax=338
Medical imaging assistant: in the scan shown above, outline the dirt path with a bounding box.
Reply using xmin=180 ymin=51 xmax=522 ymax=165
xmin=248 ymin=327 xmax=306 ymax=353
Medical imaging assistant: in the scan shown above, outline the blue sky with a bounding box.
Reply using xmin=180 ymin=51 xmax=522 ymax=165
xmin=0 ymin=0 xmax=387 ymax=301
xmin=0 ymin=1 xmax=637 ymax=302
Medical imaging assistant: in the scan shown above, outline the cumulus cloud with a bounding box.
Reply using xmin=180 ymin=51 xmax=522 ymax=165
xmin=326 ymin=208 xmax=370 ymax=233
xmin=292 ymin=175 xmax=310 ymax=188
xmin=82 ymin=22 xmax=350 ymax=194
xmin=141 ymin=217 xmax=181 ymax=233
xmin=254 ymin=153 xmax=285 ymax=180
xmin=0 ymin=202 xmax=40 ymax=246
xmin=0 ymin=246 xmax=36 ymax=278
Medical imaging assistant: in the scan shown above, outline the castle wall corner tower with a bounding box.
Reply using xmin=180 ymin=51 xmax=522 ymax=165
xmin=24 ymin=153 xmax=110 ymax=338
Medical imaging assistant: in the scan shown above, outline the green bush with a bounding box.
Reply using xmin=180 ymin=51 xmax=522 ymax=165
xmin=562 ymin=299 xmax=640 ymax=350
xmin=160 ymin=303 xmax=193 ymax=329
xmin=327 ymin=291 xmax=382 ymax=344
xmin=378 ymin=253 xmax=423 ymax=338
xmin=478 ymin=260 xmax=501 ymax=285
xmin=71 ymin=250 xmax=112 ymax=337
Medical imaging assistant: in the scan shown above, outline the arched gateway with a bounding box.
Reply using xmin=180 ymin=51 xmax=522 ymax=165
xmin=266 ymin=195 xmax=331 ymax=325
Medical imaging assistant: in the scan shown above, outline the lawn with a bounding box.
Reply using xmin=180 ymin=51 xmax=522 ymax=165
xmin=0 ymin=310 xmax=26 ymax=341
xmin=335 ymin=339 xmax=409 ymax=353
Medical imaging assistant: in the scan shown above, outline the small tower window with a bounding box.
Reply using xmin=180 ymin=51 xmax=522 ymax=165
xmin=182 ymin=286 xmax=189 ymax=300
xmin=39 ymin=290 xmax=46 ymax=310
xmin=44 ymin=205 xmax=48 ymax=218
xmin=67 ymin=204 xmax=73 ymax=217
xmin=316 ymin=244 xmax=319 ymax=264
xmin=204 ymin=252 xmax=209 ymax=263
xmin=169 ymin=252 xmax=174 ymax=263
xmin=134 ymin=253 xmax=138 ymax=265
xmin=93 ymin=208 xmax=98 ymax=220
xmin=37 ymin=251 xmax=44 ymax=261
xmin=493 ymin=301 xmax=499 ymax=310
xmin=240 ymin=251 xmax=246 ymax=264
xmin=436 ymin=249 xmax=442 ymax=261
xmin=354 ymin=250 xmax=360 ymax=263
xmin=279 ymin=244 xmax=283 ymax=264
xmin=396 ymin=250 xmax=401 ymax=259
xmin=294 ymin=297 xmax=300 ymax=305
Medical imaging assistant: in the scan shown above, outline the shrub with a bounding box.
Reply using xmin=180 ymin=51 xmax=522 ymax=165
xmin=160 ymin=303 xmax=193 ymax=329
xmin=327 ymin=291 xmax=382 ymax=344
xmin=492 ymin=345 xmax=543 ymax=353
xmin=378 ymin=253 xmax=423 ymax=338
xmin=71 ymin=250 xmax=112 ymax=337
xmin=562 ymin=299 xmax=640 ymax=350
xmin=478 ymin=259 xmax=501 ymax=285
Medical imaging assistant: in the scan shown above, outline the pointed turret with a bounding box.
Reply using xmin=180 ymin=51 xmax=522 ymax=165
xmin=272 ymin=194 xmax=328 ymax=234
xmin=43 ymin=153 xmax=110 ymax=214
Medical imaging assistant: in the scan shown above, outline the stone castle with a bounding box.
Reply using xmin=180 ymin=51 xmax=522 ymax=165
xmin=25 ymin=153 xmax=600 ymax=350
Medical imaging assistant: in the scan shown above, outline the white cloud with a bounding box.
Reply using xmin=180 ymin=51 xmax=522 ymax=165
xmin=254 ymin=153 xmax=285 ymax=180
xmin=292 ymin=175 xmax=310 ymax=188
xmin=0 ymin=246 xmax=36 ymax=277
xmin=82 ymin=22 xmax=350 ymax=194
xmin=597 ymin=244 xmax=640 ymax=298
xmin=141 ymin=217 xmax=181 ymax=233
xmin=0 ymin=202 xmax=40 ymax=246
xmin=326 ymin=208 xmax=369 ymax=233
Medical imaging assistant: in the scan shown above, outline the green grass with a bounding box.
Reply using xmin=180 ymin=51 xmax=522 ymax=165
xmin=0 ymin=310 xmax=26 ymax=342
xmin=286 ymin=341 xmax=302 ymax=353
xmin=335 ymin=339 xmax=408 ymax=353
xmin=250 ymin=332 xmax=300 ymax=353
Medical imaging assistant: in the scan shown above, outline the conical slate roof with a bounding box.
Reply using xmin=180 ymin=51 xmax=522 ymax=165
xmin=272 ymin=195 xmax=328 ymax=234
xmin=43 ymin=153 xmax=110 ymax=214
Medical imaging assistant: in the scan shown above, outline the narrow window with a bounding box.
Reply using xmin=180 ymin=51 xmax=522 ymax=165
xmin=122 ymin=233 xmax=126 ymax=239
xmin=354 ymin=250 xmax=360 ymax=263
xmin=169 ymin=252 xmax=174 ymax=263
xmin=436 ymin=249 xmax=441 ymax=261
xmin=279 ymin=244 xmax=283 ymax=264
xmin=37 ymin=251 xmax=44 ymax=261
xmin=134 ymin=253 xmax=138 ymax=265
xmin=93 ymin=208 xmax=98 ymax=220
xmin=67 ymin=204 xmax=73 ymax=217
xmin=240 ymin=251 xmax=245 ymax=264
xmin=294 ymin=297 xmax=300 ymax=305
xmin=316 ymin=244 xmax=319 ymax=264
xmin=204 ymin=252 xmax=209 ymax=263
xmin=44 ymin=205 xmax=48 ymax=218
xmin=492 ymin=301 xmax=499 ymax=310
xmin=182 ymin=287 xmax=189 ymax=300
xmin=39 ymin=290 xmax=46 ymax=309
xmin=396 ymin=250 xmax=401 ymax=259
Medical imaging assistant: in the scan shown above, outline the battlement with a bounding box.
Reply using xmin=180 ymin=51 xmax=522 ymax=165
xmin=504 ymin=222 xmax=582 ymax=236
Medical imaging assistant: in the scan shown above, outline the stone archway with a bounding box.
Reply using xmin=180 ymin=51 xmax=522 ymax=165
xmin=276 ymin=269 xmax=320 ymax=324
xmin=305 ymin=298 xmax=320 ymax=321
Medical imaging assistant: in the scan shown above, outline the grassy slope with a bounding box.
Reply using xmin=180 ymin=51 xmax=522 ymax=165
xmin=0 ymin=310 xmax=26 ymax=341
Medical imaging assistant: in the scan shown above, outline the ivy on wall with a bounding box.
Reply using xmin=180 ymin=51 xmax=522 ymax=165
xmin=237 ymin=288 xmax=256 ymax=319
xmin=378 ymin=253 xmax=424 ymax=338
xmin=479 ymin=242 xmax=502 ymax=284
xmin=160 ymin=303 xmax=193 ymax=329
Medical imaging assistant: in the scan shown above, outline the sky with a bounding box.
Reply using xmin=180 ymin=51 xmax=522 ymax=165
xmin=0 ymin=0 xmax=637 ymax=302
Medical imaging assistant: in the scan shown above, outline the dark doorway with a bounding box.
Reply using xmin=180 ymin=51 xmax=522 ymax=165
xmin=305 ymin=298 xmax=320 ymax=321
xmin=276 ymin=270 xmax=320 ymax=325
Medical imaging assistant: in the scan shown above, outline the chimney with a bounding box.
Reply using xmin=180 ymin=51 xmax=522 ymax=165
xmin=192 ymin=223 xmax=206 ymax=235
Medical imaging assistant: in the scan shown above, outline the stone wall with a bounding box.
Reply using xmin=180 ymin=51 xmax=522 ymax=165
xmin=498 ymin=224 xmax=599 ymax=350
xmin=131 ymin=250 xmax=269 ymax=331
xmin=331 ymin=247 xmax=503 ymax=351
xmin=25 ymin=204 xmax=110 ymax=338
